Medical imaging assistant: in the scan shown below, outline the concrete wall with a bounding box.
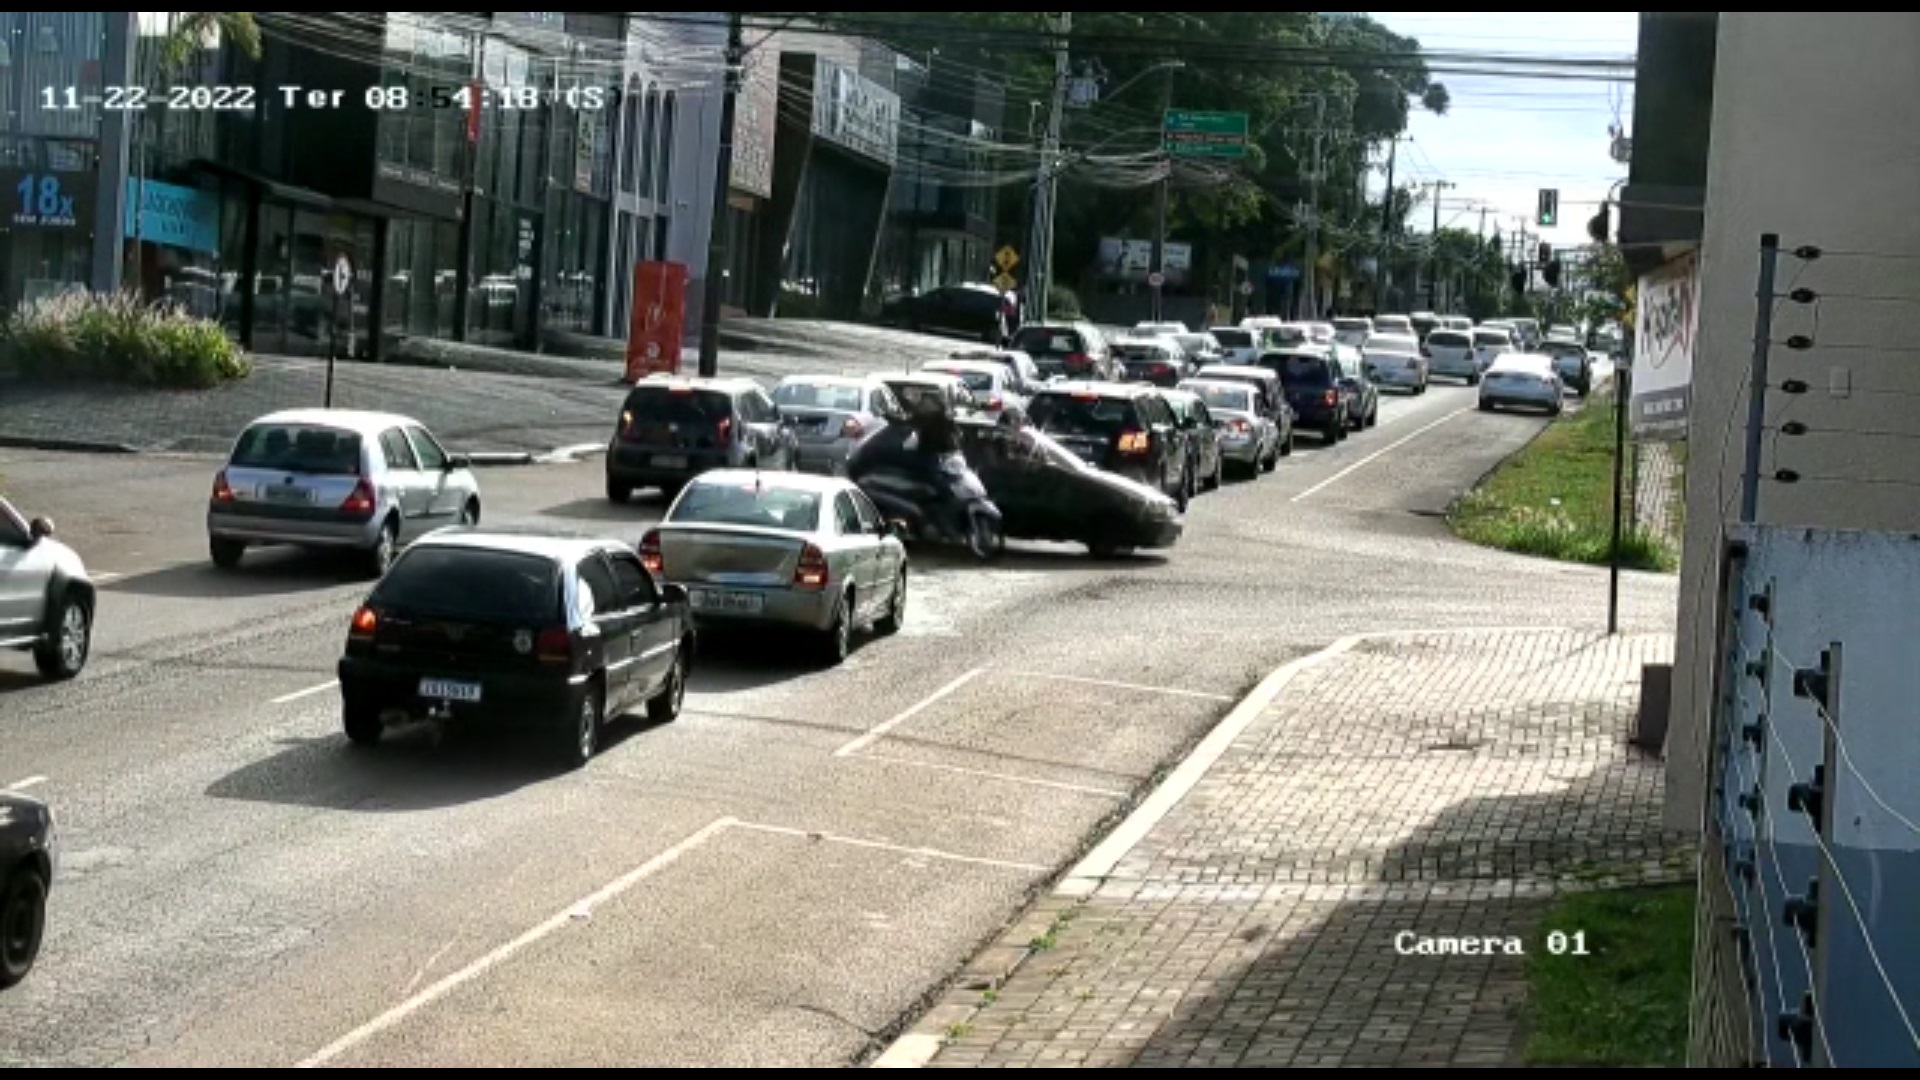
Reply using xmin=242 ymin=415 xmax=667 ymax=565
xmin=1667 ymin=13 xmax=1920 ymax=831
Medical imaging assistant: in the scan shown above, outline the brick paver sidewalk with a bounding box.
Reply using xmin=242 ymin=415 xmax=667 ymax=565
xmin=886 ymin=629 xmax=1692 ymax=1067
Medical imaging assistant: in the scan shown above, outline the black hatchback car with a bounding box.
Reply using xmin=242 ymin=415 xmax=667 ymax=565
xmin=1265 ymin=348 xmax=1363 ymax=443
xmin=606 ymin=377 xmax=797 ymax=502
xmin=879 ymin=283 xmax=1004 ymax=343
xmin=1026 ymin=382 xmax=1192 ymax=509
xmin=337 ymin=528 xmax=693 ymax=768
xmin=1 ymin=790 xmax=54 ymax=989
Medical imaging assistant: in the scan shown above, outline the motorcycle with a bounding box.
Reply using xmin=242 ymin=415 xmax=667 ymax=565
xmin=854 ymin=449 xmax=1004 ymax=561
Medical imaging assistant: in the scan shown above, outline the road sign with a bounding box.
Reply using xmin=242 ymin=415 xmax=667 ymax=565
xmin=1238 ymin=281 xmax=1253 ymax=295
xmin=1147 ymin=271 xmax=1165 ymax=288
xmin=1162 ymin=109 xmax=1248 ymax=158
xmin=1271 ymin=263 xmax=1301 ymax=281
xmin=992 ymin=272 xmax=1016 ymax=291
xmin=330 ymin=254 xmax=352 ymax=294
xmin=994 ymin=245 xmax=1020 ymax=271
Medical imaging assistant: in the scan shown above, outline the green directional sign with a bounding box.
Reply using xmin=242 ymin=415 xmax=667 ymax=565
xmin=1162 ymin=109 xmax=1249 ymax=158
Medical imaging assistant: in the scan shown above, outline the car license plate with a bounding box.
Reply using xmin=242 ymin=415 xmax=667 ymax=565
xmin=651 ymin=454 xmax=687 ymax=469
xmin=419 ymin=677 xmax=481 ymax=702
xmin=262 ymin=484 xmax=310 ymax=504
xmin=690 ymin=588 xmax=764 ymax=613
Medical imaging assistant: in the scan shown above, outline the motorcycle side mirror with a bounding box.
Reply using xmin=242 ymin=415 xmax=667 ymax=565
xmin=29 ymin=516 xmax=53 ymax=541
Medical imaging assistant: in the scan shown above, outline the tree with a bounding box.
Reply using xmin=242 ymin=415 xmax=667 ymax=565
xmin=809 ymin=13 xmax=1445 ymax=299
xmin=157 ymin=12 xmax=260 ymax=74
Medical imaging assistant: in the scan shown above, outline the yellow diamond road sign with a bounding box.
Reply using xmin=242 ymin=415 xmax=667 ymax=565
xmin=992 ymin=272 xmax=1016 ymax=291
xmin=994 ymin=246 xmax=1019 ymax=271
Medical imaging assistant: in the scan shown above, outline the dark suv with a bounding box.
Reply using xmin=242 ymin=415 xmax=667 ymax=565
xmin=1010 ymin=322 xmax=1116 ymax=380
xmin=1026 ymin=382 xmax=1192 ymax=509
xmin=1265 ymin=348 xmax=1366 ymax=443
xmin=607 ymin=376 xmax=797 ymax=502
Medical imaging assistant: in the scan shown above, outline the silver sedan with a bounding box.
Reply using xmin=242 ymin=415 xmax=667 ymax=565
xmin=640 ymin=470 xmax=908 ymax=664
xmin=1478 ymin=354 xmax=1565 ymax=414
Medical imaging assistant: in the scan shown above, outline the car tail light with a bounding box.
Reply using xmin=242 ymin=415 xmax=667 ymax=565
xmin=1149 ymin=364 xmax=1170 ymax=377
xmin=1322 ymin=389 xmax=1338 ymax=406
xmin=620 ymin=409 xmax=633 ymax=437
xmin=716 ymin=417 xmax=733 ymax=444
xmin=1229 ymin=419 xmax=1250 ymax=434
xmin=534 ymin=626 xmax=572 ymax=664
xmin=1065 ymin=352 xmax=1089 ymax=369
xmin=794 ymin=543 xmax=829 ymax=589
xmin=639 ymin=529 xmax=661 ymax=574
xmin=349 ymin=605 xmax=377 ymax=638
xmin=341 ymin=477 xmax=376 ymax=517
xmin=984 ymin=396 xmax=1002 ymax=410
xmin=840 ymin=417 xmax=864 ymax=438
xmin=212 ymin=469 xmax=234 ymax=503
xmin=1117 ymin=430 xmax=1149 ymax=454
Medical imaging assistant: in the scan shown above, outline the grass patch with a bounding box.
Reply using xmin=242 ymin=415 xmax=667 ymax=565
xmin=1523 ymin=884 xmax=1694 ymax=1066
xmin=1450 ymin=393 xmax=1676 ymax=571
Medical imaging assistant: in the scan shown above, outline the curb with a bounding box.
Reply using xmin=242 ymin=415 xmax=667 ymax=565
xmin=464 ymin=451 xmax=536 ymax=467
xmin=537 ymin=443 xmax=608 ymax=465
xmin=0 ymin=436 xmax=138 ymax=454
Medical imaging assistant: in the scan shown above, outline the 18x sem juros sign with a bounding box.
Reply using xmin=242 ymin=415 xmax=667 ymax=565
xmin=1631 ymin=252 xmax=1699 ymax=441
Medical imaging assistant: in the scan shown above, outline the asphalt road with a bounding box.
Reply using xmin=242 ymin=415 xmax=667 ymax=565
xmin=0 ymin=384 xmax=1678 ymax=1066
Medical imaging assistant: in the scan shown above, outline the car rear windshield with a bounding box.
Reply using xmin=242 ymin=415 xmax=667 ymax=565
xmin=624 ymin=387 xmax=733 ymax=422
xmin=1188 ymin=384 xmax=1252 ymax=411
xmin=1028 ymin=393 xmax=1140 ymax=436
xmin=775 ymin=381 xmax=865 ymax=411
xmin=230 ymin=423 xmax=362 ymax=475
xmin=1427 ymin=330 xmax=1470 ymax=347
xmin=1113 ymin=342 xmax=1169 ymax=359
xmin=1543 ymin=342 xmax=1585 ymax=357
xmin=373 ymin=547 xmax=561 ymax=621
xmin=1011 ymin=327 xmax=1083 ymax=356
xmin=1211 ymin=329 xmax=1252 ymax=347
xmin=1473 ymin=331 xmax=1511 ymax=346
xmin=927 ymin=368 xmax=995 ymax=392
xmin=670 ymin=480 xmax=821 ymax=531
xmin=1333 ymin=319 xmax=1370 ymax=331
xmin=1269 ymin=354 xmax=1331 ymax=385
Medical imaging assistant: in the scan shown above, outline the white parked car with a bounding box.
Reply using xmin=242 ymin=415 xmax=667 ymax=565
xmin=1478 ymin=353 xmax=1564 ymax=414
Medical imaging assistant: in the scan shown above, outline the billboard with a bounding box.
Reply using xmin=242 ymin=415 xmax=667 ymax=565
xmin=1631 ymin=251 xmax=1697 ymax=440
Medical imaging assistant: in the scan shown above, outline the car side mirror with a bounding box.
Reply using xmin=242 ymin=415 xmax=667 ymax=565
xmin=444 ymin=454 xmax=470 ymax=470
xmin=28 ymin=516 xmax=53 ymax=541
xmin=660 ymin=583 xmax=688 ymax=604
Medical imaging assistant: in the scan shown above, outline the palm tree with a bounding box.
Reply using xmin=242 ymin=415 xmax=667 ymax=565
xmin=128 ymin=13 xmax=261 ymax=289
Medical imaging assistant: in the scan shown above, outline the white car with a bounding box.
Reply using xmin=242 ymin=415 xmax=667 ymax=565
xmin=1362 ymin=333 xmax=1428 ymax=392
xmin=1208 ymin=326 xmax=1261 ymax=365
xmin=1423 ymin=328 xmax=1478 ymax=382
xmin=1133 ymin=320 xmax=1188 ymax=337
xmin=1478 ymin=353 xmax=1564 ymax=414
xmin=1472 ymin=326 xmax=1516 ymax=373
xmin=1373 ymin=314 xmax=1415 ymax=337
xmin=1332 ymin=316 xmax=1373 ymax=347
xmin=921 ymin=360 xmax=1025 ymax=419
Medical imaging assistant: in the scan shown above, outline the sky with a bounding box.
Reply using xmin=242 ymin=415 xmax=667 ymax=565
xmin=1366 ymin=12 xmax=1637 ymax=249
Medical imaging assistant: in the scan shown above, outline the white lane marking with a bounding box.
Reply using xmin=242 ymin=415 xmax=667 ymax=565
xmin=732 ymin=821 xmax=1048 ymax=873
xmin=6 ymin=776 xmax=47 ymax=790
xmin=1291 ymin=406 xmax=1472 ymax=502
xmin=539 ymin=443 xmax=607 ymax=463
xmin=1056 ymin=637 xmax=1363 ymax=897
xmin=272 ymin=680 xmax=338 ymax=705
xmin=1004 ymin=671 xmax=1232 ymax=701
xmin=90 ymin=571 xmax=123 ymax=583
xmin=295 ymin=817 xmax=737 ymax=1068
xmin=873 ymin=1033 xmax=945 ymax=1068
xmin=833 ymin=668 xmax=985 ymax=757
xmin=851 ymin=753 xmax=1128 ymax=799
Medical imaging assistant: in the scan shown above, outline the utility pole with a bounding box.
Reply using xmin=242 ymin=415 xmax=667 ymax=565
xmin=696 ymin=11 xmax=745 ymax=377
xmin=1029 ymin=11 xmax=1070 ymax=321
xmin=1372 ymin=137 xmax=1396 ymax=314
xmin=1149 ymin=62 xmax=1175 ymax=323
xmin=1301 ymin=93 xmax=1325 ymax=320
xmin=1426 ymin=179 xmax=1453 ymax=308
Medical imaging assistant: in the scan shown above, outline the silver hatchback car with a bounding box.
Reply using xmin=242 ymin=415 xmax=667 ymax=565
xmin=207 ymin=409 xmax=480 ymax=575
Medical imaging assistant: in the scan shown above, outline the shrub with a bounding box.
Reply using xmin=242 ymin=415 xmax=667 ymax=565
xmin=0 ymin=290 xmax=251 ymax=389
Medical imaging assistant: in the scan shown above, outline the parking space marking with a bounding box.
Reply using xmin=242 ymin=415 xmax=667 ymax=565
xmin=295 ymin=817 xmax=738 ymax=1068
xmin=851 ymin=752 xmax=1129 ymax=799
xmin=272 ymin=680 xmax=338 ymax=705
xmin=1291 ymin=406 xmax=1472 ymax=502
xmin=833 ymin=668 xmax=985 ymax=757
xmin=6 ymin=776 xmax=47 ymax=790
xmin=732 ymin=821 xmax=1048 ymax=873
xmin=1005 ymin=671 xmax=1232 ymax=702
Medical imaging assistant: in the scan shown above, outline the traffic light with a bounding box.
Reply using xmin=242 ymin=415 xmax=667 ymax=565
xmin=1537 ymin=188 xmax=1558 ymax=226
xmin=1537 ymin=241 xmax=1552 ymax=266
xmin=1542 ymin=260 xmax=1561 ymax=287
xmin=1510 ymin=269 xmax=1527 ymax=293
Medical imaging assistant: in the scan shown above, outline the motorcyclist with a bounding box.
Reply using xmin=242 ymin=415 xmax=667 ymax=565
xmin=905 ymin=393 xmax=982 ymax=538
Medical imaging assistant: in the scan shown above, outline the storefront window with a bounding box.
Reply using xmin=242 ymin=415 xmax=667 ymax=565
xmin=467 ymin=198 xmax=526 ymax=347
xmin=375 ymin=17 xmax=473 ymax=184
xmin=384 ymin=218 xmax=459 ymax=340
xmin=543 ymin=193 xmax=604 ymax=334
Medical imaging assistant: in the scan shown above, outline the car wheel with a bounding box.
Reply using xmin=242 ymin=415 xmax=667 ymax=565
xmin=818 ymin=593 xmax=852 ymax=665
xmin=1204 ymin=456 xmax=1222 ymax=490
xmin=210 ymin=537 xmax=245 ymax=569
xmin=32 ymin=594 xmax=89 ymax=680
xmin=343 ymin=698 xmax=383 ymax=745
xmin=648 ymin=643 xmax=687 ymax=722
xmin=1088 ymin=540 xmax=1134 ymax=558
xmin=0 ymin=865 xmax=47 ymax=989
xmin=1479 ymin=399 xmax=1495 ymax=412
xmin=364 ymin=517 xmax=399 ymax=577
xmin=1261 ymin=442 xmax=1279 ymax=472
xmin=1367 ymin=402 xmax=1379 ymax=427
xmin=459 ymin=499 xmax=479 ymax=527
xmin=1175 ymin=470 xmax=1191 ymax=512
xmin=606 ymin=477 xmax=633 ymax=504
xmin=876 ymin=567 xmax=907 ymax=634
xmin=561 ymin=684 xmax=603 ymax=768
xmin=1280 ymin=430 xmax=1294 ymax=457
